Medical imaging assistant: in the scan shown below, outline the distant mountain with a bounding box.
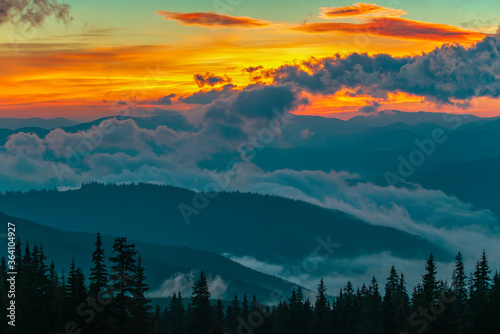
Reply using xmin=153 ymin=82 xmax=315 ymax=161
xmin=0 ymin=112 xmax=197 ymax=146
xmin=0 ymin=117 xmax=79 ymax=130
xmin=0 ymin=211 xmax=298 ymax=300
xmin=346 ymin=110 xmax=482 ymax=128
xmin=60 ymin=112 xmax=198 ymax=133
xmin=225 ymin=115 xmax=500 ymax=173
xmin=0 ymin=111 xmax=494 ymax=152
xmin=411 ymin=156 xmax=500 ymax=219
xmin=0 ymin=127 xmax=49 ymax=147
xmin=0 ymin=183 xmax=449 ymax=266
xmin=250 ymin=116 xmax=500 ymax=217
xmin=1 ymin=112 xmax=498 ymax=220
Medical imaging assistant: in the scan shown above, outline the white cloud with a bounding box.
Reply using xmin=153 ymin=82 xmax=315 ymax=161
xmin=147 ymin=271 xmax=228 ymax=299
xmin=223 ymin=254 xmax=285 ymax=276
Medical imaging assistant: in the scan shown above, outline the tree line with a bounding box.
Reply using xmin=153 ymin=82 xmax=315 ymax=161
xmin=0 ymin=233 xmax=499 ymax=333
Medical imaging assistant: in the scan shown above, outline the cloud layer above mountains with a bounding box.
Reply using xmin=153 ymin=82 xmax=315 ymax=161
xmin=0 ymin=115 xmax=497 ymax=262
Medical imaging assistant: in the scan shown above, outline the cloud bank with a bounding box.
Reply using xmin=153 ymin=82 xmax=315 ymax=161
xmin=271 ymin=33 xmax=500 ymax=105
xmin=0 ymin=116 xmax=497 ymax=263
xmin=176 ymin=33 xmax=500 ymax=110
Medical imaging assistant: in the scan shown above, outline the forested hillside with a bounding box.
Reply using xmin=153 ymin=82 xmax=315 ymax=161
xmin=0 ymin=183 xmax=449 ymax=263
xmin=0 ymin=233 xmax=498 ymax=333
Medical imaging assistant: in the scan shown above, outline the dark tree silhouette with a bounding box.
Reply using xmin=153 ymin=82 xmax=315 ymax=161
xmin=189 ymin=271 xmax=213 ymax=334
xmin=5 ymin=234 xmax=499 ymax=334
xmin=109 ymin=237 xmax=137 ymax=333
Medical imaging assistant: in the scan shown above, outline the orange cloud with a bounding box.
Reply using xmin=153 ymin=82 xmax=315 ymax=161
xmin=194 ymin=72 xmax=232 ymax=87
xmin=294 ymin=17 xmax=486 ymax=42
xmin=294 ymin=90 xmax=428 ymax=119
xmin=156 ymin=10 xmax=269 ymax=28
xmin=319 ymin=3 xmax=407 ymax=19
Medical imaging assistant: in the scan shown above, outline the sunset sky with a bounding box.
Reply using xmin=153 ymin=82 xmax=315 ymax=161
xmin=0 ymin=0 xmax=499 ymax=121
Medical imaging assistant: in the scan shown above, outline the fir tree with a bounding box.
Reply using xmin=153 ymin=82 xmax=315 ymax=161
xmin=62 ymin=260 xmax=88 ymax=333
xmin=288 ymin=288 xmax=303 ymax=334
xmin=422 ymin=253 xmax=438 ymax=303
xmin=395 ymin=273 xmax=410 ymax=333
xmin=312 ymin=278 xmax=329 ymax=334
xmin=89 ymin=232 xmax=108 ymax=298
xmin=190 ymin=271 xmax=213 ymax=334
xmin=67 ymin=261 xmax=88 ymax=302
xmin=109 ymin=236 xmax=138 ymax=333
xmin=225 ymin=293 xmax=240 ymax=331
xmin=212 ymin=299 xmax=226 ymax=334
xmin=31 ymin=245 xmax=52 ymax=332
xmin=451 ymin=252 xmax=467 ymax=332
xmin=129 ymin=255 xmax=152 ymax=333
xmin=88 ymin=233 xmax=110 ymax=332
xmin=242 ymin=294 xmax=250 ymax=321
xmin=366 ymin=276 xmax=382 ymax=333
xmin=468 ymin=250 xmax=491 ymax=333
xmin=169 ymin=292 xmax=186 ymax=334
xmin=382 ymin=266 xmax=399 ymax=334
xmin=489 ymin=272 xmax=500 ymax=332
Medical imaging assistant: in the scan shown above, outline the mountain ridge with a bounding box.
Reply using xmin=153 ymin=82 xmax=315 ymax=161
xmin=0 ymin=182 xmax=450 ymax=264
xmin=0 ymin=211 xmax=300 ymax=300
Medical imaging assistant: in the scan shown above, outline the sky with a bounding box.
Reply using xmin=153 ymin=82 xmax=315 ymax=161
xmin=0 ymin=0 xmax=499 ymax=121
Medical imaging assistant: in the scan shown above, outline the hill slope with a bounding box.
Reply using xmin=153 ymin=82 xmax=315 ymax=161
xmin=0 ymin=211 xmax=298 ymax=300
xmin=0 ymin=117 xmax=78 ymax=130
xmin=0 ymin=183 xmax=449 ymax=264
